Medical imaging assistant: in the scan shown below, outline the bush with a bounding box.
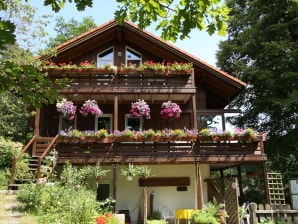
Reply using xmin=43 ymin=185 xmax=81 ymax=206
xmin=0 ymin=168 xmax=10 ymax=189
xmin=0 ymin=136 xmax=23 ymax=169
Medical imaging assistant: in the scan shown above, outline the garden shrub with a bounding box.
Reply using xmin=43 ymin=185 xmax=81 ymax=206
xmin=0 ymin=168 xmax=10 ymax=189
xmin=17 ymin=163 xmax=111 ymax=224
xmin=0 ymin=136 xmax=23 ymax=169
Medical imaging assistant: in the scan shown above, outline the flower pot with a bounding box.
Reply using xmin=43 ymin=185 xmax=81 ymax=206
xmin=114 ymin=136 xmax=135 ymax=142
xmin=198 ymin=136 xmax=214 ymax=141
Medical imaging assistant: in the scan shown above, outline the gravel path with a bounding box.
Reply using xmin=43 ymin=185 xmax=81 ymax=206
xmin=0 ymin=190 xmax=36 ymax=224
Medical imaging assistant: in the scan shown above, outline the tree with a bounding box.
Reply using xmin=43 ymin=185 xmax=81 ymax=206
xmin=47 ymin=16 xmax=97 ymax=47
xmin=42 ymin=0 xmax=229 ymax=41
xmin=0 ymin=1 xmax=67 ymax=107
xmin=216 ymin=0 xmax=298 ymax=180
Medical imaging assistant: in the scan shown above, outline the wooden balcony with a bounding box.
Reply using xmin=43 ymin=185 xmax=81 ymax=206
xmin=34 ymin=137 xmax=267 ymax=165
xmin=47 ymin=68 xmax=196 ymax=103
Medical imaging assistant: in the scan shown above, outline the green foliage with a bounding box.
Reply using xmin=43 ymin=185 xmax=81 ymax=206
xmin=18 ymin=183 xmax=98 ymax=224
xmin=60 ymin=162 xmax=110 ymax=187
xmin=17 ymin=163 xmax=112 ymax=224
xmin=121 ymin=163 xmax=152 ymax=180
xmin=47 ymin=16 xmax=97 ymax=47
xmin=0 ymin=136 xmax=23 ymax=169
xmin=0 ymin=92 xmax=32 ymax=142
xmin=216 ymin=0 xmax=298 ymax=183
xmin=190 ymin=201 xmax=226 ymax=224
xmin=40 ymin=0 xmax=229 ymax=41
xmin=146 ymin=220 xmax=168 ymax=224
xmin=147 ymin=210 xmax=162 ymax=220
xmin=0 ymin=168 xmax=10 ymax=189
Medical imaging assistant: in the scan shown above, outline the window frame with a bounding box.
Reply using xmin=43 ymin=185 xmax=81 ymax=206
xmin=125 ymin=46 xmax=142 ymax=66
xmin=58 ymin=114 xmax=77 ymax=133
xmin=97 ymin=47 xmax=114 ymax=67
xmin=124 ymin=114 xmax=143 ymax=131
xmin=95 ymin=114 xmax=113 ymax=133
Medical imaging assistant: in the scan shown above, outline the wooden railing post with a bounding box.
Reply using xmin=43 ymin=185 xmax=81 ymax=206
xmin=9 ymin=158 xmax=17 ymax=186
xmin=249 ymin=203 xmax=258 ymax=224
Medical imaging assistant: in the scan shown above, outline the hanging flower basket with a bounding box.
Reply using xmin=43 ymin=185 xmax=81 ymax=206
xmin=160 ymin=101 xmax=182 ymax=119
xmin=80 ymin=100 xmax=103 ymax=117
xmin=56 ymin=98 xmax=77 ymax=121
xmin=129 ymin=99 xmax=151 ymax=119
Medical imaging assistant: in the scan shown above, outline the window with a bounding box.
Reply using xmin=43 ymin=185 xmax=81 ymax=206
xmin=97 ymin=48 xmax=114 ymax=67
xmin=125 ymin=114 xmax=143 ymax=131
xmin=95 ymin=114 xmax=113 ymax=133
xmin=97 ymin=183 xmax=110 ymax=201
xmin=126 ymin=47 xmax=142 ymax=66
xmin=58 ymin=115 xmax=77 ymax=132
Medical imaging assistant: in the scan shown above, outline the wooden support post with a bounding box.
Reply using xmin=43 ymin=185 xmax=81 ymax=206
xmin=113 ymin=164 xmax=117 ymax=213
xmin=262 ymin=162 xmax=270 ymax=204
xmin=192 ymin=94 xmax=198 ymax=129
xmin=237 ymin=166 xmax=244 ymax=204
xmin=34 ymin=108 xmax=40 ymax=136
xmin=114 ymin=96 xmax=118 ymax=131
xmin=249 ymin=202 xmax=257 ymax=224
xmin=195 ymin=163 xmax=204 ymax=209
xmin=144 ymin=187 xmax=147 ymax=224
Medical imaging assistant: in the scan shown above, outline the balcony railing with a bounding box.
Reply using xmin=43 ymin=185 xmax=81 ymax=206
xmin=33 ymin=136 xmax=266 ymax=164
xmin=46 ymin=68 xmax=195 ymax=92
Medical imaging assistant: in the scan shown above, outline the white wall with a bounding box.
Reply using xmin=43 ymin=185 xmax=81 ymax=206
xmin=96 ymin=164 xmax=210 ymax=224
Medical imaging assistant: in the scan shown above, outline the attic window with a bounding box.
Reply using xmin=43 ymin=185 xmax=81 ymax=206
xmin=126 ymin=47 xmax=142 ymax=66
xmin=97 ymin=48 xmax=114 ymax=67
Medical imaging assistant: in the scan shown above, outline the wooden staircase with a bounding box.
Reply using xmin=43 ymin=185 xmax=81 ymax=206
xmin=9 ymin=135 xmax=58 ymax=190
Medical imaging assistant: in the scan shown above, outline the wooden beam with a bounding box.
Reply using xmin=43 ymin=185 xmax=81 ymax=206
xmin=34 ymin=108 xmax=40 ymax=136
xmin=139 ymin=177 xmax=190 ymax=186
xmin=114 ymin=95 xmax=118 ymax=131
xmin=192 ymin=94 xmax=197 ymax=129
xmin=195 ymin=163 xmax=203 ymax=209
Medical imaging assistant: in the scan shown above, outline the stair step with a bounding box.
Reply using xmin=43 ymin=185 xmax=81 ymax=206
xmin=8 ymin=184 xmax=21 ymax=190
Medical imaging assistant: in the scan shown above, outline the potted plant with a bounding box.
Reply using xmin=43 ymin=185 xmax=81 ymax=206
xmin=121 ymin=164 xmax=139 ymax=181
xmin=190 ymin=201 xmax=227 ymax=224
xmin=141 ymin=129 xmax=156 ymax=141
xmin=184 ymin=128 xmax=198 ymax=141
xmin=130 ymin=99 xmax=151 ymax=119
xmin=56 ymin=98 xmax=77 ymax=121
xmin=198 ymin=129 xmax=214 ymax=141
xmin=166 ymin=61 xmax=193 ymax=74
xmin=160 ymin=101 xmax=182 ymax=119
xmin=80 ymin=99 xmax=103 ymax=117
xmin=238 ymin=128 xmax=257 ymax=142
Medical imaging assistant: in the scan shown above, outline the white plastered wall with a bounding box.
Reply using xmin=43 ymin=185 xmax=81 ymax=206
xmin=97 ymin=164 xmax=210 ymax=224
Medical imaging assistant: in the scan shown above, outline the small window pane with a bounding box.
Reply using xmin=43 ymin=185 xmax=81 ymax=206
xmin=126 ymin=48 xmax=141 ymax=66
xmin=97 ymin=48 xmax=114 ymax=67
xmin=125 ymin=116 xmax=142 ymax=131
xmin=97 ymin=184 xmax=110 ymax=201
xmin=197 ymin=115 xmax=222 ymax=132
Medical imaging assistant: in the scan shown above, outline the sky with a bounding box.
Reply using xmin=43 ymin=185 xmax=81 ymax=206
xmin=28 ymin=0 xmax=227 ymax=67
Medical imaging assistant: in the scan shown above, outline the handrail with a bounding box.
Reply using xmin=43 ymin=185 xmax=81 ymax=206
xmin=16 ymin=135 xmax=37 ymax=161
xmin=36 ymin=135 xmax=59 ymax=179
xmin=9 ymin=135 xmax=37 ymax=185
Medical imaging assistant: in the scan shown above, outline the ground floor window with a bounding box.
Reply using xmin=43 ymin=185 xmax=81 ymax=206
xmin=125 ymin=114 xmax=142 ymax=131
xmin=95 ymin=114 xmax=113 ymax=133
xmin=97 ymin=183 xmax=110 ymax=201
xmin=58 ymin=115 xmax=77 ymax=132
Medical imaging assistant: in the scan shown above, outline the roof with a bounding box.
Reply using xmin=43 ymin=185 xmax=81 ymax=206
xmin=48 ymin=19 xmax=245 ymax=89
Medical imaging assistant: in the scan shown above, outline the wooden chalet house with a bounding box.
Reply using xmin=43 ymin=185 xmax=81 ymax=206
xmin=10 ymin=20 xmax=267 ymax=224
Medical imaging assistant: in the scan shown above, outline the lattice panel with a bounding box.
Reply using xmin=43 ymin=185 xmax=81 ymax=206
xmin=206 ymin=178 xmax=240 ymax=224
xmin=267 ymin=173 xmax=286 ymax=205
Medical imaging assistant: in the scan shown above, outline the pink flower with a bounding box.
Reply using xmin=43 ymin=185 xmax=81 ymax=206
xmin=56 ymin=98 xmax=77 ymax=121
xmin=80 ymin=100 xmax=103 ymax=117
xmin=161 ymin=101 xmax=181 ymax=119
xmin=130 ymin=99 xmax=151 ymax=119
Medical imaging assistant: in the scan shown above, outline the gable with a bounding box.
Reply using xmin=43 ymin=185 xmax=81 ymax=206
xmin=40 ymin=20 xmax=245 ymax=108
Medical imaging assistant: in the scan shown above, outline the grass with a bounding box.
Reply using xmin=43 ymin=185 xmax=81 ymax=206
xmin=0 ymin=193 xmax=38 ymax=224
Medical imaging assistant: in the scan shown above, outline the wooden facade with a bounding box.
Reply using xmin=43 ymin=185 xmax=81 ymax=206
xmin=10 ymin=20 xmax=268 ymax=223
